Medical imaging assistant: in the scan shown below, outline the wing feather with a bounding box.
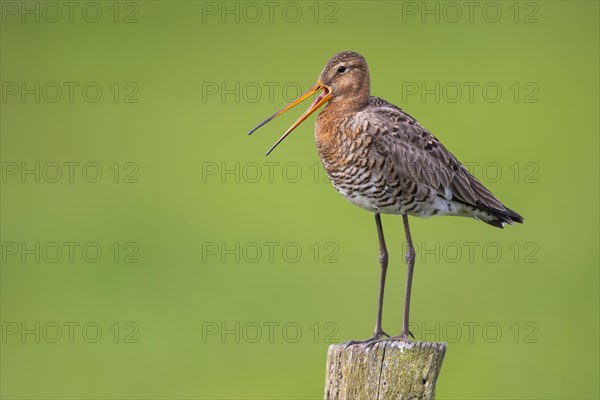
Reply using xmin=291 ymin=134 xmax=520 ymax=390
xmin=356 ymin=97 xmax=515 ymax=217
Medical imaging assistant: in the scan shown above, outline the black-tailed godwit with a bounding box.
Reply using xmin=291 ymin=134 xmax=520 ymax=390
xmin=249 ymin=51 xmax=523 ymax=342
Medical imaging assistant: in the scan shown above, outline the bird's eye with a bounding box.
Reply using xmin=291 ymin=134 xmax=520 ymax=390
xmin=337 ymin=66 xmax=347 ymax=73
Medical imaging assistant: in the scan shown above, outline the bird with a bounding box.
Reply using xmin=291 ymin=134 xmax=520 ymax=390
xmin=248 ymin=51 xmax=523 ymax=343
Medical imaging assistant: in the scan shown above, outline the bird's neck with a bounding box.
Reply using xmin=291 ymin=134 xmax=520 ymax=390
xmin=315 ymin=96 xmax=368 ymax=161
xmin=325 ymin=92 xmax=370 ymax=115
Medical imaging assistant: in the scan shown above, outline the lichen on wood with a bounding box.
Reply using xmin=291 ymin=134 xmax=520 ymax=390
xmin=324 ymin=341 xmax=447 ymax=400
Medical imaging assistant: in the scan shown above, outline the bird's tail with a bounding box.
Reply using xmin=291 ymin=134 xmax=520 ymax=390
xmin=481 ymin=206 xmax=524 ymax=229
xmin=458 ymin=172 xmax=524 ymax=229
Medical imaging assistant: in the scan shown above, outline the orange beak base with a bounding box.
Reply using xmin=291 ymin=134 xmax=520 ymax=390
xmin=248 ymin=81 xmax=331 ymax=155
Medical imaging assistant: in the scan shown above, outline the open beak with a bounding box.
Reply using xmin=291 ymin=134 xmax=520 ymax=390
xmin=248 ymin=81 xmax=331 ymax=155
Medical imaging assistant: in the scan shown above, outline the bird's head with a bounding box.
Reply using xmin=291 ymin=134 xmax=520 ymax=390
xmin=248 ymin=51 xmax=371 ymax=155
xmin=318 ymin=51 xmax=371 ymax=107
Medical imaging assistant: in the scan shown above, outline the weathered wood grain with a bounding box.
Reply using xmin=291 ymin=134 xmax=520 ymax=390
xmin=324 ymin=341 xmax=447 ymax=400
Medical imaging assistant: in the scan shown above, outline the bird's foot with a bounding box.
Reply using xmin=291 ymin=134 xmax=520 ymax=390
xmin=389 ymin=330 xmax=415 ymax=342
xmin=343 ymin=330 xmax=389 ymax=348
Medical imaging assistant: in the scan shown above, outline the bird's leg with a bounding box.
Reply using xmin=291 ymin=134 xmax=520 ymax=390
xmin=373 ymin=213 xmax=390 ymax=339
xmin=344 ymin=213 xmax=390 ymax=347
xmin=392 ymin=213 xmax=416 ymax=341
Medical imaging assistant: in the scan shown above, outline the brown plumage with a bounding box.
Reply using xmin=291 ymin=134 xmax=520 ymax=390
xmin=249 ymin=51 xmax=523 ymax=342
xmin=314 ymin=51 xmax=523 ymax=228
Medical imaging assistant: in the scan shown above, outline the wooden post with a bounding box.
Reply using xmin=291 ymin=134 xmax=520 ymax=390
xmin=324 ymin=341 xmax=447 ymax=400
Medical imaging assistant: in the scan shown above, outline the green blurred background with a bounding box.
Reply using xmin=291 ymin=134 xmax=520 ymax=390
xmin=1 ymin=1 xmax=598 ymax=399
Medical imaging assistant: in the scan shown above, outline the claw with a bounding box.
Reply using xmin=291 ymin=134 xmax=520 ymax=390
xmin=343 ymin=329 xmax=390 ymax=348
xmin=344 ymin=337 xmax=385 ymax=349
xmin=389 ymin=330 xmax=415 ymax=342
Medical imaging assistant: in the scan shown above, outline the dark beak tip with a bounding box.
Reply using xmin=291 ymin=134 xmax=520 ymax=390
xmin=248 ymin=125 xmax=260 ymax=136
